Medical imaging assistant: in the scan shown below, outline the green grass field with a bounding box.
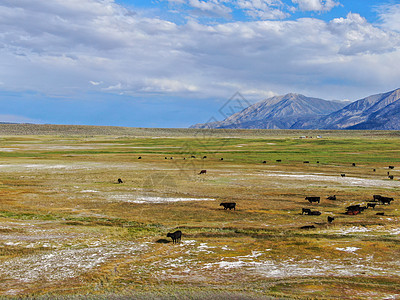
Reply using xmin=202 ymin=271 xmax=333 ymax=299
xmin=0 ymin=125 xmax=399 ymax=299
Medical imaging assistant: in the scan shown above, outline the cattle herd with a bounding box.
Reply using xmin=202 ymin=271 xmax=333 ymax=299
xmin=118 ymin=157 xmax=397 ymax=243
xmin=300 ymin=193 xmax=394 ymax=227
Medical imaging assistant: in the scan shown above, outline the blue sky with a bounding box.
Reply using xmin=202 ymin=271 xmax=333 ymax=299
xmin=0 ymin=0 xmax=400 ymax=127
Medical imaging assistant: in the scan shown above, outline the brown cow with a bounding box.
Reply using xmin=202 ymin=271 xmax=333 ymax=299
xmin=199 ymin=170 xmax=207 ymax=175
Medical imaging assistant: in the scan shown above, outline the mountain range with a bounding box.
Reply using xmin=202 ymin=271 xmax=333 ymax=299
xmin=191 ymin=88 xmax=400 ymax=130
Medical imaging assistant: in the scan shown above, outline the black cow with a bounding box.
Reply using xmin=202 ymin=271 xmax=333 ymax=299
xmin=341 ymin=174 xmax=346 ymax=177
xmin=220 ymin=158 xmax=224 ymax=161
xmin=220 ymin=202 xmax=236 ymax=210
xmin=346 ymin=205 xmax=361 ymax=215
xmin=304 ymin=161 xmax=310 ymax=164
xmin=165 ymin=157 xmax=168 ymax=159
xmin=327 ymin=216 xmax=335 ymax=223
xmin=352 ymin=163 xmax=356 ymax=167
xmin=373 ymin=195 xmax=382 ymax=202
xmin=373 ymin=169 xmax=376 ymax=172
xmin=300 ymin=225 xmax=315 ymax=229
xmin=346 ymin=204 xmax=366 ymax=215
xmin=138 ymin=156 xmax=142 ymax=159
xmin=380 ymin=197 xmax=394 ymax=205
xmin=276 ymin=160 xmax=282 ymax=162
xmin=376 ymin=212 xmax=385 ymax=216
xmin=367 ymin=203 xmax=376 ymax=209
xmin=389 ymin=166 xmax=395 ymax=169
xmin=191 ymin=155 xmax=196 ymax=158
xmin=347 ymin=204 xmax=360 ymax=211
xmin=167 ymin=230 xmax=182 ymax=244
xmin=316 ymin=161 xmax=320 ymax=164
xmin=388 ymin=175 xmax=394 ymax=180
xmin=199 ymin=170 xmax=207 ymax=175
xmin=305 ymin=196 xmax=320 ymax=204
xmin=302 ymin=208 xmax=311 ymax=215
xmin=262 ymin=161 xmax=267 ymax=164
xmin=117 ymin=178 xmax=123 ymax=184
xmin=203 ymin=156 xmax=207 ymax=159
xmin=309 ymin=211 xmax=321 ymax=215
xmin=327 ymin=195 xmax=336 ymax=200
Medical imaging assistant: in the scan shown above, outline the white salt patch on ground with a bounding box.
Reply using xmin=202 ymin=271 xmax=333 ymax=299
xmin=338 ymin=226 xmax=372 ymax=234
xmin=221 ymin=245 xmax=232 ymax=251
xmin=13 ymin=145 xmax=100 ymax=150
xmin=336 ymin=247 xmax=360 ymax=253
xmin=4 ymin=242 xmax=21 ymax=246
xmin=203 ymin=256 xmax=400 ymax=278
xmin=127 ymin=146 xmax=181 ymax=149
xmin=0 ymin=148 xmax=18 ymax=152
xmin=180 ymin=240 xmax=196 ymax=246
xmin=81 ymin=190 xmax=99 ymax=193
xmin=197 ymin=243 xmax=216 ymax=254
xmin=109 ymin=195 xmax=215 ymax=203
xmin=390 ymin=229 xmax=400 ymax=235
xmin=134 ymin=197 xmax=215 ymax=203
xmin=259 ymin=171 xmax=400 ymax=188
xmin=324 ymin=226 xmax=372 ymax=235
xmin=323 ymin=225 xmax=400 ymax=236
xmin=0 ymin=241 xmax=147 ymax=283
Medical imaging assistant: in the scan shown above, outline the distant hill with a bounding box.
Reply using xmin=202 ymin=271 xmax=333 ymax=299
xmin=294 ymin=88 xmax=400 ymax=130
xmin=191 ymin=93 xmax=348 ymax=129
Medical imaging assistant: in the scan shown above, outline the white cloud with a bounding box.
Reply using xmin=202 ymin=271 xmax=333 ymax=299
xmin=377 ymin=4 xmax=400 ymax=32
xmin=142 ymin=78 xmax=199 ymax=93
xmin=236 ymin=0 xmax=288 ymax=19
xmin=165 ymin=0 xmax=232 ymax=18
xmin=328 ymin=13 xmax=399 ymax=55
xmin=0 ymin=0 xmax=399 ymax=103
xmin=165 ymin=0 xmax=288 ymax=20
xmin=188 ymin=0 xmax=232 ymax=18
xmin=292 ymin=0 xmax=339 ymax=12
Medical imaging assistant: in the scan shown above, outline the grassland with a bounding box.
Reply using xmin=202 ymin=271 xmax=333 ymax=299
xmin=0 ymin=124 xmax=399 ymax=299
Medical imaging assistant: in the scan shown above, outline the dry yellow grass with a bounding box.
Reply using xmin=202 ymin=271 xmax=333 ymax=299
xmin=0 ymin=125 xmax=399 ymax=298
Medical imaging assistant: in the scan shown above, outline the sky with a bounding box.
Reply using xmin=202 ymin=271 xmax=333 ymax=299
xmin=1 ymin=0 xmax=400 ymax=127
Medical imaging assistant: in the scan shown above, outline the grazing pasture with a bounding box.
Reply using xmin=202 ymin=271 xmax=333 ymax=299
xmin=0 ymin=125 xmax=399 ymax=299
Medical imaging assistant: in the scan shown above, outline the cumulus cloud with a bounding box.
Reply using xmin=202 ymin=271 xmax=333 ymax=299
xmin=0 ymin=0 xmax=399 ymax=102
xmin=328 ymin=13 xmax=399 ymax=55
xmin=292 ymin=0 xmax=339 ymax=12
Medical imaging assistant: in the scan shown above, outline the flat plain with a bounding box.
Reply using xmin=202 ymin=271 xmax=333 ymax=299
xmin=0 ymin=124 xmax=399 ymax=299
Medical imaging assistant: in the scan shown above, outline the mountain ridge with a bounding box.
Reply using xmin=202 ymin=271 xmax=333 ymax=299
xmin=192 ymin=88 xmax=400 ymax=130
xmin=191 ymin=93 xmax=348 ymax=129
